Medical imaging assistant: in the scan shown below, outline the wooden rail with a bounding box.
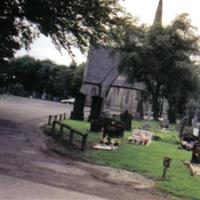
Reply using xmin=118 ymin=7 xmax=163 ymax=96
xmin=48 ymin=113 xmax=67 ymax=125
xmin=52 ymin=120 xmax=88 ymax=151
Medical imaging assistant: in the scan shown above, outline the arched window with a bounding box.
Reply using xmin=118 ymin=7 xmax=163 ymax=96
xmin=125 ymin=90 xmax=130 ymax=104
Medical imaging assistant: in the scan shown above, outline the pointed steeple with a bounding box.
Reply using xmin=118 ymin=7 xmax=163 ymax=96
xmin=153 ymin=0 xmax=163 ymax=26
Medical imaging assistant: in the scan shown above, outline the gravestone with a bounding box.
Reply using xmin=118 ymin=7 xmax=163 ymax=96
xmin=90 ymin=118 xmax=102 ymax=132
xmin=120 ymin=109 xmax=132 ymax=131
xmin=177 ymin=116 xmax=188 ymax=138
xmin=89 ymin=96 xmax=104 ymax=132
xmin=70 ymin=93 xmax=85 ymax=120
xmin=112 ymin=114 xmax=121 ymax=121
xmin=192 ymin=112 xmax=198 ymax=128
xmin=142 ymin=123 xmax=151 ymax=131
xmin=103 ymin=118 xmax=125 ymax=138
xmin=191 ymin=141 xmax=200 ymax=164
xmin=160 ymin=117 xmax=169 ymax=129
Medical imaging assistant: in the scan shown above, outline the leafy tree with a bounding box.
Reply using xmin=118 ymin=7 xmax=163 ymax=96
xmin=70 ymin=63 xmax=85 ymax=97
xmin=119 ymin=14 xmax=200 ymax=121
xmin=7 ymin=56 xmax=40 ymax=93
xmin=0 ymin=0 xmax=132 ymax=64
xmin=4 ymin=56 xmax=84 ymax=99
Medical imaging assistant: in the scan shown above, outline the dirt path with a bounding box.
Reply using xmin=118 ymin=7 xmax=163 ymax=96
xmin=0 ymin=95 xmax=171 ymax=200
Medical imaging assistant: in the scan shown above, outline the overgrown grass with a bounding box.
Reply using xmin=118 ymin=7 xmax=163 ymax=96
xmin=55 ymin=119 xmax=200 ymax=199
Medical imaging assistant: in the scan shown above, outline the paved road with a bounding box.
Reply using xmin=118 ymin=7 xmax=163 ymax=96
xmin=0 ymin=95 xmax=170 ymax=200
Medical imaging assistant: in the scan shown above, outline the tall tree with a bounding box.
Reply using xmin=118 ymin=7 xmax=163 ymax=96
xmin=119 ymin=14 xmax=200 ymax=121
xmin=0 ymin=0 xmax=132 ymax=64
xmin=5 ymin=56 xmax=84 ymax=98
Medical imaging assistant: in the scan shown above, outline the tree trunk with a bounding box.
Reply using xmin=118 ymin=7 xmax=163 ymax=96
xmin=152 ymin=83 xmax=161 ymax=120
xmin=168 ymin=103 xmax=177 ymax=124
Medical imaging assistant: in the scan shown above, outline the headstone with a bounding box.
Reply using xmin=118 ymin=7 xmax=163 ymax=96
xmin=176 ymin=116 xmax=188 ymax=137
xmin=142 ymin=123 xmax=151 ymax=131
xmin=70 ymin=93 xmax=85 ymax=120
xmin=120 ymin=109 xmax=132 ymax=131
xmin=41 ymin=92 xmax=47 ymax=100
xmin=103 ymin=118 xmax=125 ymax=139
xmin=112 ymin=114 xmax=121 ymax=121
xmin=90 ymin=118 xmax=102 ymax=132
xmin=160 ymin=117 xmax=169 ymax=129
xmin=191 ymin=141 xmax=200 ymax=164
xmin=145 ymin=110 xmax=153 ymax=121
xmin=192 ymin=111 xmax=198 ymax=128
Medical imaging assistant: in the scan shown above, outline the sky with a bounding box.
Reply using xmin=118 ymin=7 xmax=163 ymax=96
xmin=15 ymin=0 xmax=200 ymax=66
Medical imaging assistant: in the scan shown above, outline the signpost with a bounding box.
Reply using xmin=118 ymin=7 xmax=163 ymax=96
xmin=162 ymin=156 xmax=172 ymax=179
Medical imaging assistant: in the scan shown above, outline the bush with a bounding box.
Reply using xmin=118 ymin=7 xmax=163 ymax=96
xmin=10 ymin=83 xmax=25 ymax=96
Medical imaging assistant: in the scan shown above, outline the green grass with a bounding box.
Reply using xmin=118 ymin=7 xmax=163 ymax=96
xmin=57 ymin=119 xmax=200 ymax=200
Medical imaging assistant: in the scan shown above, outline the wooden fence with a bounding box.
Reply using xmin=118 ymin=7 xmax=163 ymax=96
xmin=52 ymin=120 xmax=88 ymax=151
xmin=48 ymin=113 xmax=66 ymax=125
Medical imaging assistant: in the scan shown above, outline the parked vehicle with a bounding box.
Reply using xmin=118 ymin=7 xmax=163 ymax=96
xmin=61 ymin=98 xmax=75 ymax=104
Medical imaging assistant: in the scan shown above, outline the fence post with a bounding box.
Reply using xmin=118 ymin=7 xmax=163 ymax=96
xmin=69 ymin=130 xmax=74 ymax=144
xmin=52 ymin=121 xmax=56 ymax=133
xmin=48 ymin=115 xmax=52 ymax=125
xmin=64 ymin=113 xmax=66 ymax=120
xmin=54 ymin=115 xmax=57 ymax=121
xmin=60 ymin=124 xmax=64 ymax=137
xmin=59 ymin=114 xmax=62 ymax=121
xmin=81 ymin=134 xmax=88 ymax=151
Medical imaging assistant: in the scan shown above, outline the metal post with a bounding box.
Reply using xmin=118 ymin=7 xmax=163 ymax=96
xmin=81 ymin=134 xmax=88 ymax=151
xmin=55 ymin=115 xmax=57 ymax=120
xmin=69 ymin=130 xmax=74 ymax=144
xmin=162 ymin=167 xmax=167 ymax=179
xmin=52 ymin=121 xmax=56 ymax=133
xmin=60 ymin=125 xmax=64 ymax=137
xmin=162 ymin=156 xmax=172 ymax=180
xmin=48 ymin=115 xmax=52 ymax=125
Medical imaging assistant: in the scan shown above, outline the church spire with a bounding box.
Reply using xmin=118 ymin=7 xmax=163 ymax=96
xmin=153 ymin=0 xmax=163 ymax=26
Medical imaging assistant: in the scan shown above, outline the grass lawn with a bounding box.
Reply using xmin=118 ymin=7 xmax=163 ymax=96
xmin=55 ymin=119 xmax=200 ymax=200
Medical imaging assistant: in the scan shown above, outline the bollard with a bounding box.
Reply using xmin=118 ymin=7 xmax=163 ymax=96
xmin=162 ymin=156 xmax=172 ymax=179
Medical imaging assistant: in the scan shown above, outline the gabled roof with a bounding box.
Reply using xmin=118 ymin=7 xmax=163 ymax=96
xmin=82 ymin=46 xmax=120 ymax=87
xmin=82 ymin=46 xmax=146 ymax=93
xmin=111 ymin=75 xmax=146 ymax=91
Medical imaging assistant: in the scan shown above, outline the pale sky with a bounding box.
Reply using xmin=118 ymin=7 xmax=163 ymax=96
xmin=15 ymin=0 xmax=200 ymax=65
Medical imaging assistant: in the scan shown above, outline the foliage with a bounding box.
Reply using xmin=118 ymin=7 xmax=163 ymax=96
xmin=59 ymin=119 xmax=200 ymax=200
xmin=119 ymin=14 xmax=200 ymax=121
xmin=0 ymin=0 xmax=132 ymax=63
xmin=10 ymin=83 xmax=25 ymax=96
xmin=1 ymin=56 xmax=84 ymax=99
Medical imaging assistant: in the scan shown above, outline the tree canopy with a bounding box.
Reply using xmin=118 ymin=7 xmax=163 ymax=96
xmin=119 ymin=14 xmax=200 ymax=121
xmin=0 ymin=0 xmax=132 ymax=64
xmin=0 ymin=56 xmax=84 ymax=99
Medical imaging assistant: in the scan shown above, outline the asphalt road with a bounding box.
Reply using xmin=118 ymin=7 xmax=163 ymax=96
xmin=0 ymin=95 xmax=170 ymax=200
